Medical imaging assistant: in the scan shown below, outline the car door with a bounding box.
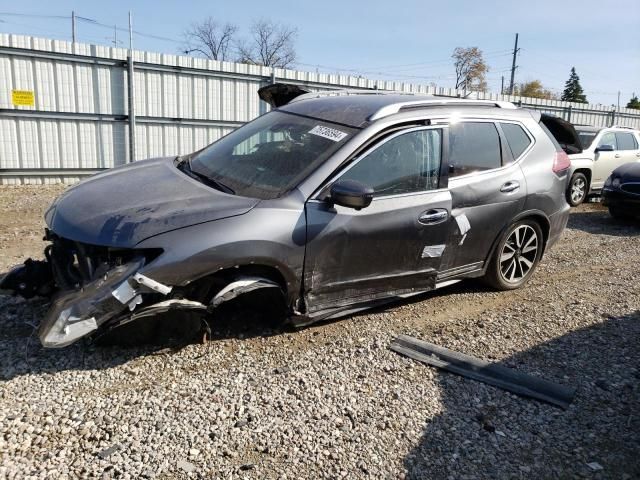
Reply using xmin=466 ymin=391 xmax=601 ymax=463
xmin=438 ymin=120 xmax=528 ymax=277
xmin=592 ymin=131 xmax=619 ymax=188
xmin=303 ymin=126 xmax=452 ymax=314
xmin=615 ymin=131 xmax=640 ymax=165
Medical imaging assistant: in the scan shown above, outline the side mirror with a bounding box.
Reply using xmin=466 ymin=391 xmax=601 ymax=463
xmin=595 ymin=144 xmax=614 ymax=153
xmin=329 ymin=180 xmax=374 ymax=210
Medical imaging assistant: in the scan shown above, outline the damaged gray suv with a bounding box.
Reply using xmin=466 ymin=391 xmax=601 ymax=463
xmin=0 ymin=85 xmax=579 ymax=347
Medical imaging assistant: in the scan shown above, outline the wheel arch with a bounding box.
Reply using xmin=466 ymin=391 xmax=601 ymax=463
xmin=484 ymin=210 xmax=550 ymax=271
xmin=186 ymin=262 xmax=297 ymax=310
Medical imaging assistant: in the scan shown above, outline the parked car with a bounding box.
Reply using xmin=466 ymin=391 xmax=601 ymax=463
xmin=0 ymin=85 xmax=577 ymax=348
xmin=602 ymin=162 xmax=640 ymax=219
xmin=567 ymin=125 xmax=640 ymax=206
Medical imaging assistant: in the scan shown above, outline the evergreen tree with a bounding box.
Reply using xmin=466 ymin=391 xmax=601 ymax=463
xmin=561 ymin=67 xmax=587 ymax=103
xmin=626 ymin=95 xmax=640 ymax=109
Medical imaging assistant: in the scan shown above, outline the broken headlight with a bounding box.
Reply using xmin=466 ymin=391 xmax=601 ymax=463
xmin=39 ymin=258 xmax=144 ymax=348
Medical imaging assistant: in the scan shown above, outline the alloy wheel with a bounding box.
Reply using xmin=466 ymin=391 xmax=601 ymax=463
xmin=571 ymin=177 xmax=586 ymax=204
xmin=499 ymin=225 xmax=539 ymax=283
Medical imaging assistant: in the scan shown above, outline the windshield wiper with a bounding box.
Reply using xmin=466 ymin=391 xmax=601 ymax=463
xmin=179 ymin=157 xmax=235 ymax=195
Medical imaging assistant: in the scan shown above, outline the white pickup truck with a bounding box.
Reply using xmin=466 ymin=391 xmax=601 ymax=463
xmin=567 ymin=126 xmax=640 ymax=205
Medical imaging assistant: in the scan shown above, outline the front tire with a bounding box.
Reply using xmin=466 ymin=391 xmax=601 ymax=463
xmin=567 ymin=172 xmax=588 ymax=206
xmin=483 ymin=220 xmax=544 ymax=291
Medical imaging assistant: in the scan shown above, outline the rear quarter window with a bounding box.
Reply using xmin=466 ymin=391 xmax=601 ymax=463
xmin=500 ymin=123 xmax=532 ymax=160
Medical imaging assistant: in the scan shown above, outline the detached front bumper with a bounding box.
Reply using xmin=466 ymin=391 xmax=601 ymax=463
xmin=39 ymin=258 xmax=147 ymax=348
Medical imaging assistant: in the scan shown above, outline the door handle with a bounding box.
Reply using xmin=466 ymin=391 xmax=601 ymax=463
xmin=419 ymin=209 xmax=448 ymax=225
xmin=614 ymin=154 xmax=621 ymax=158
xmin=500 ymin=181 xmax=520 ymax=193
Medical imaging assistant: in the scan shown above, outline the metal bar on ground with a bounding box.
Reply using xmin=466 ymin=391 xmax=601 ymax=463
xmin=390 ymin=334 xmax=575 ymax=409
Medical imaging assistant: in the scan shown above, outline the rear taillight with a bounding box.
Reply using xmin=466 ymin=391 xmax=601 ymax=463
xmin=552 ymin=151 xmax=571 ymax=173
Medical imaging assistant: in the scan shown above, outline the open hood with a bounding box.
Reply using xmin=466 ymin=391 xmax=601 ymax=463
xmin=45 ymin=157 xmax=259 ymax=248
xmin=258 ymin=83 xmax=311 ymax=108
xmin=540 ymin=114 xmax=582 ymax=154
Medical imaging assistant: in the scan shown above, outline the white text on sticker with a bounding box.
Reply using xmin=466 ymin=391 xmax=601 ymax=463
xmin=309 ymin=125 xmax=348 ymax=142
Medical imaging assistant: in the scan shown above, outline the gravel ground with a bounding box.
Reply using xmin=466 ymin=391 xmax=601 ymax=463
xmin=0 ymin=186 xmax=639 ymax=479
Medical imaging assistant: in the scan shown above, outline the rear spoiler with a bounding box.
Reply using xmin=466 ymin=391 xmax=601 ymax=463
xmin=540 ymin=114 xmax=582 ymax=154
xmin=258 ymin=83 xmax=310 ymax=108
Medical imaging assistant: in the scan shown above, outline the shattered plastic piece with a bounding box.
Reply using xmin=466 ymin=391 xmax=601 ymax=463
xmin=421 ymin=244 xmax=446 ymax=258
xmin=587 ymin=462 xmax=603 ymax=471
xmin=63 ymin=316 xmax=98 ymax=339
xmin=132 ymin=273 xmax=172 ymax=295
xmin=127 ymin=295 xmax=143 ymax=311
xmin=98 ymin=444 xmax=121 ymax=459
xmin=112 ymin=280 xmax=138 ymax=304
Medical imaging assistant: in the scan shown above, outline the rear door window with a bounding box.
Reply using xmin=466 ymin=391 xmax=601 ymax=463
xmin=615 ymin=132 xmax=638 ymax=150
xmin=598 ymin=132 xmax=617 ymax=150
xmin=501 ymin=123 xmax=532 ymax=160
xmin=449 ymin=122 xmax=502 ymax=177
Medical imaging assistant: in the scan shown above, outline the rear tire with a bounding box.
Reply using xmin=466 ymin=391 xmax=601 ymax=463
xmin=566 ymin=172 xmax=588 ymax=206
xmin=483 ymin=219 xmax=544 ymax=291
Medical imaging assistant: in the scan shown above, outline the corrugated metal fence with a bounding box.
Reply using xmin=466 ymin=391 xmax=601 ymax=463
xmin=1 ymin=34 xmax=639 ymax=184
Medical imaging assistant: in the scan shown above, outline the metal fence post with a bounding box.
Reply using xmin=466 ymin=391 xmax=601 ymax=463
xmin=610 ymin=109 xmax=616 ymax=127
xmin=127 ymin=56 xmax=136 ymax=162
xmin=566 ymin=105 xmax=572 ymax=123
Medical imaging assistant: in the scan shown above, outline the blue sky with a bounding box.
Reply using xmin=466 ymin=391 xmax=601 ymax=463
xmin=1 ymin=0 xmax=638 ymax=106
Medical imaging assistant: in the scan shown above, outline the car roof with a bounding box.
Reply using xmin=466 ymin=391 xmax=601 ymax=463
xmin=278 ymin=92 xmax=522 ymax=128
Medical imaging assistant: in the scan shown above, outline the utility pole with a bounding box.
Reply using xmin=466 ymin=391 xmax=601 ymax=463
xmin=127 ymin=11 xmax=136 ymax=163
xmin=71 ymin=11 xmax=76 ymax=43
xmin=508 ymin=33 xmax=519 ymax=95
xmin=501 ymin=76 xmax=504 ymax=95
xmin=128 ymin=10 xmax=133 ymax=50
xmin=617 ymin=90 xmax=620 ymax=112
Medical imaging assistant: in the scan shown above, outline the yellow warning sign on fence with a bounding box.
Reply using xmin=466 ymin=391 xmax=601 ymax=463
xmin=11 ymin=90 xmax=35 ymax=107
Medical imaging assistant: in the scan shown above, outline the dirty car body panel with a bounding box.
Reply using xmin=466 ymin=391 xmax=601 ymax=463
xmin=1 ymin=86 xmax=571 ymax=347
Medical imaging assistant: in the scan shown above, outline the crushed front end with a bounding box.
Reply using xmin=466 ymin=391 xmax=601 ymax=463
xmin=0 ymin=230 xmax=182 ymax=348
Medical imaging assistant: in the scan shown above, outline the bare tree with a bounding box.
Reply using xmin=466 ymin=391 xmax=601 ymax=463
xmin=452 ymin=47 xmax=489 ymax=92
xmin=236 ymin=19 xmax=297 ymax=68
xmin=183 ymin=17 xmax=238 ymax=61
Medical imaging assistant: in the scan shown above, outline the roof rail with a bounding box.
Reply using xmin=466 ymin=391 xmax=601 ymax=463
xmin=289 ymin=89 xmax=413 ymax=104
xmin=611 ymin=125 xmax=637 ymax=130
xmin=369 ymin=98 xmax=517 ymax=121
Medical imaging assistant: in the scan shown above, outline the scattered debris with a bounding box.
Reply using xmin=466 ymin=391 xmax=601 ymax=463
xmin=177 ymin=459 xmax=196 ymax=473
xmin=239 ymin=463 xmax=255 ymax=471
xmin=97 ymin=444 xmax=121 ymax=459
xmin=274 ymin=366 xmax=291 ymax=374
xmin=587 ymin=462 xmax=604 ymax=471
xmin=390 ymin=334 xmax=576 ymax=409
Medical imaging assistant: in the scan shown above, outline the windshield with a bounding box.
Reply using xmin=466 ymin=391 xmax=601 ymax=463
xmin=189 ymin=111 xmax=356 ymax=199
xmin=577 ymin=130 xmax=598 ymax=149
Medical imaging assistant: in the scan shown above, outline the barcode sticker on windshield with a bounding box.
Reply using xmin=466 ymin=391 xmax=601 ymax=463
xmin=309 ymin=125 xmax=348 ymax=142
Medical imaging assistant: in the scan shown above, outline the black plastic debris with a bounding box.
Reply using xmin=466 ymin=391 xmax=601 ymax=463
xmin=390 ymin=334 xmax=575 ymax=409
